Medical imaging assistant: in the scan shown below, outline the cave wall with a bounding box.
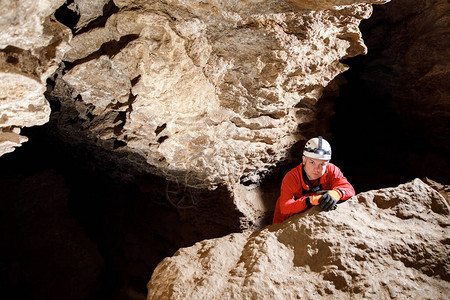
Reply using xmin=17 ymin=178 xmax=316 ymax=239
xmin=0 ymin=0 xmax=70 ymax=155
xmin=1 ymin=0 xmax=450 ymax=299
xmin=1 ymin=0 xmax=396 ymax=266
xmin=42 ymin=0 xmax=392 ymax=232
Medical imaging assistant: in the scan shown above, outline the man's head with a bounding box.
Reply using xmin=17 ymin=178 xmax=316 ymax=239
xmin=302 ymin=136 xmax=332 ymax=180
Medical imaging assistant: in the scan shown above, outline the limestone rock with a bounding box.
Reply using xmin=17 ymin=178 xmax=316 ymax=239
xmin=49 ymin=0 xmax=388 ymax=190
xmin=0 ymin=73 xmax=49 ymax=155
xmin=147 ymin=179 xmax=450 ymax=299
xmin=0 ymin=0 xmax=71 ymax=156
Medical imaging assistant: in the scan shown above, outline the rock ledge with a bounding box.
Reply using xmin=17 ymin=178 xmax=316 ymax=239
xmin=147 ymin=178 xmax=450 ymax=299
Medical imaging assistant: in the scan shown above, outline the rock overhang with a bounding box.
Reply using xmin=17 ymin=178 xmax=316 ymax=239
xmin=46 ymin=0 xmax=390 ymax=190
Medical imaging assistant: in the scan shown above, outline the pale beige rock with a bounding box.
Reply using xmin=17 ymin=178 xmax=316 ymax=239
xmin=56 ymin=0 xmax=388 ymax=191
xmin=0 ymin=73 xmax=50 ymax=154
xmin=147 ymin=179 xmax=450 ymax=299
xmin=73 ymin=0 xmax=111 ymax=31
xmin=0 ymin=0 xmax=66 ymax=50
xmin=0 ymin=0 xmax=71 ymax=156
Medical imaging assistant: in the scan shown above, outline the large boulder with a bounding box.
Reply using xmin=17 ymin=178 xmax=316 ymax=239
xmin=48 ymin=0 xmax=389 ymax=190
xmin=147 ymin=178 xmax=450 ymax=299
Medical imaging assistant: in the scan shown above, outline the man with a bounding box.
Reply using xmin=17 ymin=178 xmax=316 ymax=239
xmin=272 ymin=136 xmax=355 ymax=224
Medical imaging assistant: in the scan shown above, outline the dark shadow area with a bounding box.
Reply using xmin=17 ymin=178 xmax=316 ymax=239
xmin=328 ymin=55 xmax=415 ymax=193
xmin=0 ymin=126 xmax=185 ymax=300
xmin=329 ymin=1 xmax=450 ymax=192
xmin=0 ymin=124 xmax=244 ymax=300
xmin=54 ymin=0 xmax=80 ymax=31
xmin=75 ymin=0 xmax=120 ymax=35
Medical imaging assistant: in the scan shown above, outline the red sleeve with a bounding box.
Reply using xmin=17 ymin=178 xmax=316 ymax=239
xmin=278 ymin=168 xmax=309 ymax=217
xmin=327 ymin=164 xmax=355 ymax=200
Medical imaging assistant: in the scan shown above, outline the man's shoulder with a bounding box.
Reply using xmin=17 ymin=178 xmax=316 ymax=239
xmin=326 ymin=163 xmax=343 ymax=176
xmin=326 ymin=162 xmax=339 ymax=172
xmin=284 ymin=164 xmax=302 ymax=179
xmin=327 ymin=162 xmax=338 ymax=169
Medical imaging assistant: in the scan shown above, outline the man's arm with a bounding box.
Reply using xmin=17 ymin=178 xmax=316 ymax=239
xmin=278 ymin=171 xmax=319 ymax=217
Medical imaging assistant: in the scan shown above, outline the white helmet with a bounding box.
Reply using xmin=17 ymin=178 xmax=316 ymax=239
xmin=303 ymin=136 xmax=332 ymax=160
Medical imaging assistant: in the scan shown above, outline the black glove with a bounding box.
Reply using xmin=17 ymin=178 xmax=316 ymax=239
xmin=318 ymin=191 xmax=338 ymax=211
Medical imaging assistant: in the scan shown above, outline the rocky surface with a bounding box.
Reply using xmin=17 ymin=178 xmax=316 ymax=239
xmin=46 ymin=0 xmax=388 ymax=190
xmin=147 ymin=178 xmax=450 ymax=299
xmin=35 ymin=0 xmax=389 ymax=233
xmin=0 ymin=0 xmax=71 ymax=155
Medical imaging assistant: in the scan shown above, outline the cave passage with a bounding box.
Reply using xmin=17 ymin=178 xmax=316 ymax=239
xmin=0 ymin=126 xmax=185 ymax=299
xmin=1 ymin=1 xmax=449 ymax=299
xmin=329 ymin=54 xmax=418 ymax=193
xmin=328 ymin=3 xmax=449 ymax=192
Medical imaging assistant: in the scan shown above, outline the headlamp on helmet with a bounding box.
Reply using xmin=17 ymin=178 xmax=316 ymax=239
xmin=303 ymin=136 xmax=332 ymax=160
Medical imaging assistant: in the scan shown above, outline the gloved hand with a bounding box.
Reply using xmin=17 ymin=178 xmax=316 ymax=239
xmin=309 ymin=194 xmax=322 ymax=206
xmin=317 ymin=190 xmax=341 ymax=211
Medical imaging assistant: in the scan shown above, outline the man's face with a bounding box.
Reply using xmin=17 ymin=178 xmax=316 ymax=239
xmin=302 ymin=156 xmax=329 ymax=181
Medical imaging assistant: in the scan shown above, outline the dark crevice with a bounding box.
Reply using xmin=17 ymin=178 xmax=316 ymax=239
xmin=54 ymin=0 xmax=80 ymax=31
xmin=127 ymin=92 xmax=137 ymax=113
xmin=86 ymin=112 xmax=95 ymax=122
xmin=154 ymin=124 xmax=167 ymax=136
xmin=113 ymin=140 xmax=127 ymax=149
xmin=69 ymin=34 xmax=140 ymax=70
xmin=49 ymin=98 xmax=62 ymax=112
xmin=131 ymin=75 xmax=141 ymax=87
xmin=75 ymin=0 xmax=120 ymax=35
xmin=61 ymin=61 xmax=74 ymax=74
xmin=6 ymin=56 xmax=18 ymax=65
xmin=113 ymin=112 xmax=127 ymax=136
xmin=157 ymin=136 xmax=169 ymax=144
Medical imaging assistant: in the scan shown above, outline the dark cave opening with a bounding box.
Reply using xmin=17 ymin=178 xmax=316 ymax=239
xmin=54 ymin=0 xmax=80 ymax=31
xmin=329 ymin=54 xmax=417 ymax=193
xmin=328 ymin=1 xmax=449 ymax=192
xmin=0 ymin=126 xmax=185 ymax=300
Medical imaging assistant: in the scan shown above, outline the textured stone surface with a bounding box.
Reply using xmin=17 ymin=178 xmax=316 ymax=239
xmin=48 ymin=0 xmax=388 ymax=190
xmin=0 ymin=0 xmax=71 ymax=156
xmin=0 ymin=73 xmax=49 ymax=155
xmin=147 ymin=179 xmax=450 ymax=299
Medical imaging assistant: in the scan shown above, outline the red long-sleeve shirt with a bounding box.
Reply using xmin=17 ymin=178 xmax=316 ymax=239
xmin=272 ymin=163 xmax=355 ymax=224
